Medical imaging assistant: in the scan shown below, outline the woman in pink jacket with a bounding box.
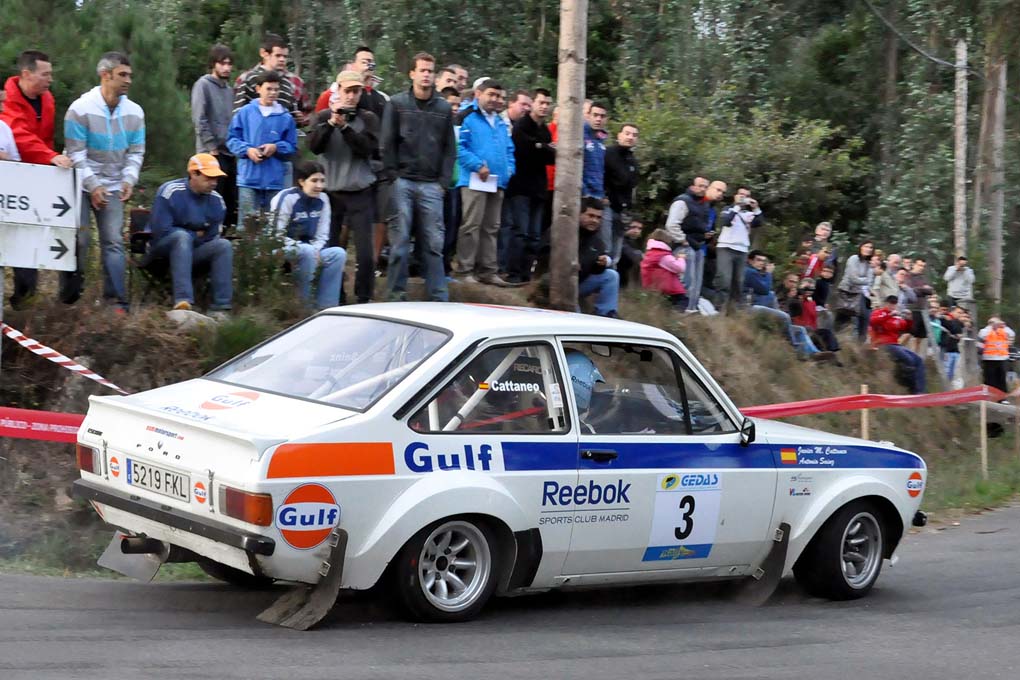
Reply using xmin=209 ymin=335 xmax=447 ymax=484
xmin=641 ymin=229 xmax=687 ymax=308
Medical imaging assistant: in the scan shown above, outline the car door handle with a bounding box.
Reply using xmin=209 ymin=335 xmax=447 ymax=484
xmin=581 ymin=449 xmax=618 ymax=463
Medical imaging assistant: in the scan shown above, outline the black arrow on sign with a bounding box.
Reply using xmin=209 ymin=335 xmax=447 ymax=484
xmin=50 ymin=238 xmax=68 ymax=260
xmin=52 ymin=195 xmax=71 ymax=217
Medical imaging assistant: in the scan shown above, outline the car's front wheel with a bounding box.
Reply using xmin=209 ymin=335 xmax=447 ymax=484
xmin=393 ymin=518 xmax=497 ymax=622
xmin=794 ymin=501 xmax=885 ymax=600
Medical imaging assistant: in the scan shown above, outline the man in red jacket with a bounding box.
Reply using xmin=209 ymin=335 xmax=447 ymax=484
xmin=2 ymin=50 xmax=73 ymax=308
xmin=870 ymin=294 xmax=926 ymax=393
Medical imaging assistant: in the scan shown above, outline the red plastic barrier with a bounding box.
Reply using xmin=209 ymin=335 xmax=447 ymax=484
xmin=0 ymin=407 xmax=85 ymax=443
xmin=741 ymin=385 xmax=1006 ymax=420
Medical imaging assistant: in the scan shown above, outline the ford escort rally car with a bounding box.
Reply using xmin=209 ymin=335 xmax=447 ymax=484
xmin=73 ymin=303 xmax=927 ymax=627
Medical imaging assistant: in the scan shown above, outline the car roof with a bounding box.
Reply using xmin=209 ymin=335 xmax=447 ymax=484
xmin=329 ymin=302 xmax=678 ymax=343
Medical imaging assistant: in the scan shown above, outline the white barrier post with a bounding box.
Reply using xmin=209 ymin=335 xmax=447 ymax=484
xmin=860 ymin=384 xmax=870 ymax=440
xmin=980 ymin=398 xmax=989 ymax=481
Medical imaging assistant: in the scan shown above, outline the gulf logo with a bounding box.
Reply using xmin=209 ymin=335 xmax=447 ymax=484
xmin=661 ymin=474 xmax=680 ymax=491
xmin=109 ymin=457 xmax=121 ymax=478
xmin=193 ymin=481 xmax=207 ymax=504
xmin=200 ymin=390 xmax=260 ymax=411
xmin=907 ymin=472 xmax=924 ymax=498
xmin=275 ymin=484 xmax=341 ymax=550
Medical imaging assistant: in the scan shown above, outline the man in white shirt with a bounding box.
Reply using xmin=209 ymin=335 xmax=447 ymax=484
xmin=714 ymin=186 xmax=762 ymax=310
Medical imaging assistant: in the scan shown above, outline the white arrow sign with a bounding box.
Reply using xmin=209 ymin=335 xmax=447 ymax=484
xmin=0 ymin=160 xmax=78 ymax=228
xmin=0 ymin=223 xmax=78 ymax=271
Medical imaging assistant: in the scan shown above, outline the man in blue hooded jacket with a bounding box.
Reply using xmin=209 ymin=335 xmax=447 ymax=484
xmin=454 ymin=79 xmax=515 ymax=286
xmin=227 ymin=70 xmax=297 ymax=228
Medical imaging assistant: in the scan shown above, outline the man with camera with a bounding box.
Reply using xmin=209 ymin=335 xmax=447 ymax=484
xmin=714 ymin=186 xmax=762 ymax=311
xmin=870 ymin=295 xmax=926 ymax=393
xmin=147 ymin=154 xmax=234 ymax=315
xmin=308 ymin=70 xmax=379 ymax=304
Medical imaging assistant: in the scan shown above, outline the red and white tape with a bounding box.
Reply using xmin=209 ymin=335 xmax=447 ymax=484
xmin=1 ymin=322 xmax=128 ymax=395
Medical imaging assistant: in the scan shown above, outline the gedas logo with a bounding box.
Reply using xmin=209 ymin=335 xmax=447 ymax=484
xmin=275 ymin=483 xmax=341 ymax=550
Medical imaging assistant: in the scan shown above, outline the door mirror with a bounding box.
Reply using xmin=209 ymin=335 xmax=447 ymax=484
xmin=739 ymin=417 xmax=756 ymax=447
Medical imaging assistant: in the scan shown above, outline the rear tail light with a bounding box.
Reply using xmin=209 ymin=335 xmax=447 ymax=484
xmin=76 ymin=443 xmax=101 ymax=474
xmin=218 ymin=485 xmax=273 ymax=526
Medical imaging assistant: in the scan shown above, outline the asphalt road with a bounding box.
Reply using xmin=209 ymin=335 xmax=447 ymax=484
xmin=1 ymin=505 xmax=1019 ymax=680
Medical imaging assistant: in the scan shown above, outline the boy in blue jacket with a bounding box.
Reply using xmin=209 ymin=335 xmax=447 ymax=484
xmin=227 ymin=70 xmax=297 ymax=229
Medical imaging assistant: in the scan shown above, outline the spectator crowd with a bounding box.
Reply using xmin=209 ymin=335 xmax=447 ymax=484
xmin=0 ymin=36 xmax=1014 ymax=397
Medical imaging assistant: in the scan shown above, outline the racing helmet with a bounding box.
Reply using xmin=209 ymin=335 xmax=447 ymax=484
xmin=565 ymin=350 xmax=605 ymax=411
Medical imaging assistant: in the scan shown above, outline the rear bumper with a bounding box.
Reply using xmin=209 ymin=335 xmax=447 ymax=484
xmin=73 ymin=478 xmax=276 ymax=557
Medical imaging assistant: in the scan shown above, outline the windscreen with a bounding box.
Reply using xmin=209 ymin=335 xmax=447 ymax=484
xmin=207 ymin=315 xmax=449 ymax=410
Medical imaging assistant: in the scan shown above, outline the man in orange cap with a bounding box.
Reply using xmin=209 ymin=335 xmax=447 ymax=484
xmin=147 ymin=153 xmax=234 ymax=314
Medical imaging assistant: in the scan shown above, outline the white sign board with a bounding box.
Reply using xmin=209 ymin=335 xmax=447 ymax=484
xmin=0 ymin=223 xmax=77 ymax=271
xmin=0 ymin=160 xmax=79 ymax=271
xmin=0 ymin=160 xmax=78 ymax=228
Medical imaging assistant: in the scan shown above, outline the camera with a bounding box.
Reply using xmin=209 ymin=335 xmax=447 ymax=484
xmin=738 ymin=196 xmax=755 ymax=210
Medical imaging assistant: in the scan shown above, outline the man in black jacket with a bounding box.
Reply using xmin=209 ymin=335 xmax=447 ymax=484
xmin=505 ymin=88 xmax=555 ymax=283
xmin=603 ymin=122 xmax=639 ymax=266
xmin=307 ymin=70 xmax=379 ymax=303
xmin=380 ymin=52 xmax=457 ymax=302
xmin=577 ymin=197 xmax=619 ymax=317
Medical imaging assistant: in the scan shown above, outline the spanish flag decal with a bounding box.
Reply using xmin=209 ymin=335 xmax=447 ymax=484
xmin=479 ymin=382 xmax=490 ymax=390
xmin=780 ymin=448 xmax=798 ymax=465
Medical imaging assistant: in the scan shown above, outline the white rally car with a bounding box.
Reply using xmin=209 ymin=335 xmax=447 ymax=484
xmin=74 ymin=303 xmax=927 ymax=627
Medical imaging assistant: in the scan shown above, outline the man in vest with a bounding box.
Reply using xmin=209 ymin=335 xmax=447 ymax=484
xmin=978 ymin=316 xmax=1015 ymax=395
xmin=664 ymin=176 xmax=711 ymax=313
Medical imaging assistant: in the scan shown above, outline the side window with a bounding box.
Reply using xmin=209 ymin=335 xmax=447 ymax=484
xmin=408 ymin=343 xmax=568 ymax=434
xmin=562 ymin=342 xmax=735 ymax=435
xmin=674 ymin=361 xmax=737 ymax=434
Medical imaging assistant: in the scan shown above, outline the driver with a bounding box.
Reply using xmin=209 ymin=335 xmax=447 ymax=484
xmin=565 ymin=349 xmax=605 ymax=433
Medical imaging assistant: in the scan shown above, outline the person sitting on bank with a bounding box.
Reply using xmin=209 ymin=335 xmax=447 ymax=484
xmin=270 ymin=160 xmax=347 ymax=310
xmin=148 ymin=153 xmax=234 ymax=314
xmin=870 ymin=294 xmax=926 ymax=394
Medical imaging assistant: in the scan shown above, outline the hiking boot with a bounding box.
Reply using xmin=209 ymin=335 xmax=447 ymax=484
xmin=478 ymin=274 xmax=511 ymax=287
xmin=810 ymin=351 xmax=836 ymax=362
xmin=173 ymin=300 xmax=192 ymax=311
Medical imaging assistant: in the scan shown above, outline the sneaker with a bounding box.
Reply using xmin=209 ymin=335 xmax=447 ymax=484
xmin=172 ymin=300 xmax=192 ymax=311
xmin=810 ymin=351 xmax=836 ymax=362
xmin=457 ymin=274 xmax=481 ymax=284
xmin=604 ymin=310 xmax=620 ymax=319
xmin=207 ymin=309 xmax=231 ymax=322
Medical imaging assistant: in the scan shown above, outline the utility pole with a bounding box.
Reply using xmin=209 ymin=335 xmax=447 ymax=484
xmin=549 ymin=0 xmax=588 ymax=311
xmin=953 ymin=38 xmax=967 ymax=257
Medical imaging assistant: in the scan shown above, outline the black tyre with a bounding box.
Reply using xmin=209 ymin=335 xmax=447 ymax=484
xmin=393 ymin=518 xmax=497 ymax=623
xmin=197 ymin=557 xmax=275 ymax=589
xmin=793 ymin=501 xmax=885 ymax=600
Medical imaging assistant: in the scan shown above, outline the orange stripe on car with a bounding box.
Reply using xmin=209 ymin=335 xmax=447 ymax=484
xmin=267 ymin=442 xmax=395 ymax=479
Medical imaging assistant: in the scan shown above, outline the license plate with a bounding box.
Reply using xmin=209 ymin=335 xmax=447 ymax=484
xmin=126 ymin=458 xmax=190 ymax=502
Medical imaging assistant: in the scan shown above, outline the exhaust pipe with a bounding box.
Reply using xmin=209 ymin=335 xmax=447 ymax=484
xmin=121 ymin=536 xmax=166 ymax=555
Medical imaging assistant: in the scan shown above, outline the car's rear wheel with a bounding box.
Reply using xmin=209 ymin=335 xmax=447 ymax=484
xmin=393 ymin=518 xmax=496 ymax=622
xmin=793 ymin=500 xmax=885 ymax=600
xmin=197 ymin=557 xmax=275 ymax=590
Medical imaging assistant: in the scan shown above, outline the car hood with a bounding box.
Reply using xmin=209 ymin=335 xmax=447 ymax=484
xmin=750 ymin=417 xmax=919 ymax=457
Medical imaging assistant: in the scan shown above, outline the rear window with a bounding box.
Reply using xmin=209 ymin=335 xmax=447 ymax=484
xmin=207 ymin=315 xmax=448 ymax=411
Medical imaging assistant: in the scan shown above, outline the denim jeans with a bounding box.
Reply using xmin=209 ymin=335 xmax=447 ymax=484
xmin=59 ymin=190 xmax=126 ymax=306
xmin=600 ymin=205 xmax=614 ymax=263
xmin=886 ymin=344 xmax=927 ymax=394
xmin=944 ymin=351 xmax=960 ymax=382
xmin=387 ymin=178 xmax=448 ymax=301
xmin=750 ymin=305 xmax=821 ymax=355
xmin=285 ymin=243 xmax=347 ymax=309
xmin=506 ymin=194 xmax=545 ymax=281
xmin=684 ymin=246 xmax=706 ymax=311
xmin=237 ymin=187 xmax=279 ymax=231
xmin=578 ymin=269 xmax=619 ymax=316
xmin=148 ymin=231 xmax=233 ymax=309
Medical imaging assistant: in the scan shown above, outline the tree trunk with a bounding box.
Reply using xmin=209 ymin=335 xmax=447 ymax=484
xmin=953 ymin=39 xmax=967 ymax=257
xmin=549 ymin=0 xmax=588 ymax=311
xmin=878 ymin=0 xmax=899 ymax=191
xmin=988 ymin=58 xmax=1006 ymax=308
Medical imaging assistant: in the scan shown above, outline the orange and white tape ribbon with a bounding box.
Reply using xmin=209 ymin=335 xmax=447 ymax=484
xmin=1 ymin=322 xmax=128 ymax=394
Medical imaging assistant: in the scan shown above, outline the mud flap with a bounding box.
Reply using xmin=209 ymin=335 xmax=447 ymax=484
xmin=257 ymin=528 xmax=348 ymax=631
xmin=731 ymin=522 xmax=791 ymax=606
xmin=97 ymin=531 xmax=166 ymax=582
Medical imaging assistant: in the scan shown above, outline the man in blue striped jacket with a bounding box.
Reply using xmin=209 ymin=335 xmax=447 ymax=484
xmin=63 ymin=51 xmax=145 ymax=311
